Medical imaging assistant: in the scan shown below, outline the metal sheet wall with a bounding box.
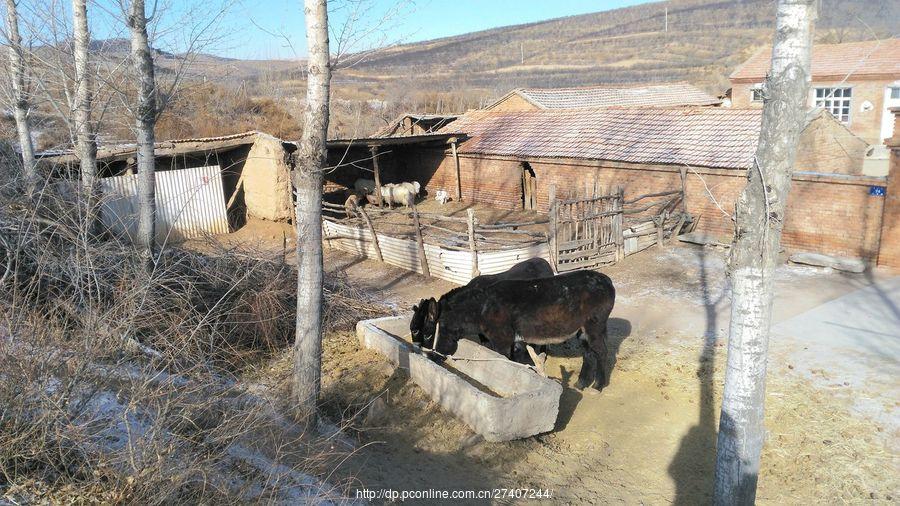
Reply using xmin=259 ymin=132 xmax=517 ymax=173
xmin=323 ymin=220 xmax=551 ymax=285
xmin=100 ymin=165 xmax=230 ymax=243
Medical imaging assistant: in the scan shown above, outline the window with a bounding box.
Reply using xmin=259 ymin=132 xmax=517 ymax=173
xmin=814 ymin=87 xmax=852 ymax=123
xmin=891 ymin=87 xmax=900 ymax=99
xmin=750 ymin=84 xmax=764 ymax=102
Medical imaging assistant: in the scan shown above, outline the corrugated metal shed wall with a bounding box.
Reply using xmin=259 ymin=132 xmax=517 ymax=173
xmin=100 ymin=165 xmax=230 ymax=243
xmin=323 ymin=220 xmax=551 ymax=285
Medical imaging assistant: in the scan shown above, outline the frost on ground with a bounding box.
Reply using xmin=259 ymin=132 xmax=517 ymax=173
xmin=0 ymin=196 xmax=383 ymax=503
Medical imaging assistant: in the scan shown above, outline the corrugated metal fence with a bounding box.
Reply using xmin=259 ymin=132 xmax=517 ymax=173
xmin=323 ymin=219 xmax=551 ymax=285
xmin=100 ymin=165 xmax=230 ymax=243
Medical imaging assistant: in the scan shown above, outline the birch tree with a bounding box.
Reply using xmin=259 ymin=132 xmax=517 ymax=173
xmin=714 ymin=1 xmax=817 ymax=503
xmin=72 ymin=0 xmax=98 ymax=221
xmin=126 ymin=0 xmax=157 ymax=261
xmin=3 ymin=0 xmax=37 ymax=196
xmin=293 ymin=0 xmax=330 ymax=427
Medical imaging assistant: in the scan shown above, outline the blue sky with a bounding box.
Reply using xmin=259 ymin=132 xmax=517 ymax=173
xmin=224 ymin=0 xmax=656 ymax=60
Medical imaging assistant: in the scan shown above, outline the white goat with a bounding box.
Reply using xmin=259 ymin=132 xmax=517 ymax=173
xmin=380 ymin=183 xmax=414 ymax=208
xmin=398 ymin=181 xmax=421 ymax=195
xmin=354 ymin=179 xmax=420 ymax=208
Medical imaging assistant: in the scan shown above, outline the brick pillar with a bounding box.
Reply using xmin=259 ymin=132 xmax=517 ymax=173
xmin=877 ymin=107 xmax=900 ymax=270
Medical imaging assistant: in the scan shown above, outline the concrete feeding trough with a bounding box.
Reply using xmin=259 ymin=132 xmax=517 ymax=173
xmin=356 ymin=315 xmax=563 ymax=442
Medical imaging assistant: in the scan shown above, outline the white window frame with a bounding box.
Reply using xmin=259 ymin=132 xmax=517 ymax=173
xmin=750 ymin=83 xmax=765 ymax=103
xmin=813 ymin=86 xmax=852 ymax=124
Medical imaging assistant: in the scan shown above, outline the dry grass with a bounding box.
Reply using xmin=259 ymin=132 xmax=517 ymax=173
xmin=0 ymin=170 xmax=388 ymax=503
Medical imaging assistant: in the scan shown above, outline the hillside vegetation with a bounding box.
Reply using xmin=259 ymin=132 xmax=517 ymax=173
xmin=226 ymin=0 xmax=896 ymax=137
xmin=338 ymin=0 xmax=897 ymax=95
xmin=7 ymin=0 xmax=897 ymax=145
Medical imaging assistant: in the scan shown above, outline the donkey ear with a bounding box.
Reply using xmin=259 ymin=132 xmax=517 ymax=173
xmin=427 ymin=298 xmax=440 ymax=318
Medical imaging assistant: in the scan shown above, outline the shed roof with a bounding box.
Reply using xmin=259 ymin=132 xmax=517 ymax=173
xmin=488 ymin=83 xmax=722 ymax=110
xmin=440 ymin=107 xmax=764 ymax=169
xmin=326 ymin=132 xmax=460 ymax=149
xmin=730 ymin=38 xmax=900 ymax=81
xmin=374 ymin=113 xmax=460 ymax=137
xmin=40 ymin=131 xmax=268 ymax=164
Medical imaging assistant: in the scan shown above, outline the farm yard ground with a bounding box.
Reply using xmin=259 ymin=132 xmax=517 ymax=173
xmin=194 ymin=225 xmax=899 ymax=504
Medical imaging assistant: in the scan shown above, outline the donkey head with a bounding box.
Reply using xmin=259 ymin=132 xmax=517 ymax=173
xmin=410 ymin=297 xmax=437 ymax=347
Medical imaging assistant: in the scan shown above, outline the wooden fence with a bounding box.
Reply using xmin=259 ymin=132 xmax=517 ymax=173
xmin=321 ymin=201 xmax=550 ymax=284
xmin=549 ymin=183 xmax=689 ymax=271
xmin=322 ymin=181 xmax=690 ymax=281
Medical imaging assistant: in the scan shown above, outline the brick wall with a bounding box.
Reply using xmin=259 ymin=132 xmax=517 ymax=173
xmin=877 ymin=111 xmax=900 ymax=270
xmin=396 ymin=148 xmax=888 ymax=260
xmin=486 ymin=93 xmax=539 ymax=112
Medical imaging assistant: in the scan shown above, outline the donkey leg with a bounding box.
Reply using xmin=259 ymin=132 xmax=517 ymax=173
xmin=511 ymin=335 xmax=535 ymax=366
xmin=575 ymin=327 xmax=598 ymax=390
xmin=586 ymin=316 xmax=610 ymax=390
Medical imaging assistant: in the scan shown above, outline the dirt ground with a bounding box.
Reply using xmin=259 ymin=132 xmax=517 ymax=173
xmin=316 ymin=252 xmax=896 ymax=504
xmin=197 ymin=223 xmax=898 ymax=504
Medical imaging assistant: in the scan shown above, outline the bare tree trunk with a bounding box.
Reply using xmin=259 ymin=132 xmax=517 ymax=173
xmin=128 ymin=0 xmax=157 ymax=262
xmin=714 ymin=1 xmax=816 ymax=504
xmin=72 ymin=0 xmax=98 ymax=224
xmin=293 ymin=0 xmax=330 ymax=428
xmin=4 ymin=0 xmax=37 ymax=196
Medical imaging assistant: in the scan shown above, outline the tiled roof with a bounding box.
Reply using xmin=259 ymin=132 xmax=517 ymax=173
xmin=730 ymin=39 xmax=900 ymax=81
xmin=440 ymin=108 xmax=763 ymax=169
xmin=496 ymin=83 xmax=722 ymax=109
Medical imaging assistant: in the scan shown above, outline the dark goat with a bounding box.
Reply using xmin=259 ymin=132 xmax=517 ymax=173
xmin=427 ymin=270 xmax=615 ymax=390
xmin=410 ymin=257 xmax=554 ymax=349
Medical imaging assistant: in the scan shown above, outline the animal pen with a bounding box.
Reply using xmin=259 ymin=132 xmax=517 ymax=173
xmin=322 ymin=182 xmax=690 ymax=283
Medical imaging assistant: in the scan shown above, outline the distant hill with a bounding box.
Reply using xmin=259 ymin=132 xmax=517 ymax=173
xmin=334 ymin=0 xmax=898 ymax=96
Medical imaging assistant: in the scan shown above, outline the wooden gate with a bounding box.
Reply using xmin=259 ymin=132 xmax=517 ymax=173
xmin=550 ymin=190 xmax=623 ymax=272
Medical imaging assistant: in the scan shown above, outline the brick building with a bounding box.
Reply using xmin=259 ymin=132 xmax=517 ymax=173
xmin=365 ymin=103 xmax=890 ymax=262
xmin=730 ymin=39 xmax=900 ymax=145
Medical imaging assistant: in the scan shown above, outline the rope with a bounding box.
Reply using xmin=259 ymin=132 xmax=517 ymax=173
xmin=410 ymin=326 xmax=543 ymax=373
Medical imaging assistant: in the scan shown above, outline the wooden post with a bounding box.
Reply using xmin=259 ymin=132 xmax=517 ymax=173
xmin=226 ymin=172 xmax=246 ymax=211
xmin=614 ymin=186 xmax=625 ymax=261
xmin=673 ymin=212 xmax=688 ymax=240
xmin=654 ymin=213 xmax=666 ymax=249
xmin=679 ymin=166 xmax=688 ymax=213
xmin=357 ymin=203 xmax=383 ymax=262
xmin=371 ymin=145 xmax=383 ymax=207
xmin=467 ymin=208 xmax=480 ymax=278
xmin=548 ymin=184 xmax=558 ymax=272
xmin=450 ymin=138 xmax=462 ymax=202
xmin=411 ymin=201 xmax=431 ymax=277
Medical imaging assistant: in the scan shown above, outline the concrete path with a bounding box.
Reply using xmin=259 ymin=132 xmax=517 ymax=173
xmin=771 ymin=275 xmax=900 ymax=440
